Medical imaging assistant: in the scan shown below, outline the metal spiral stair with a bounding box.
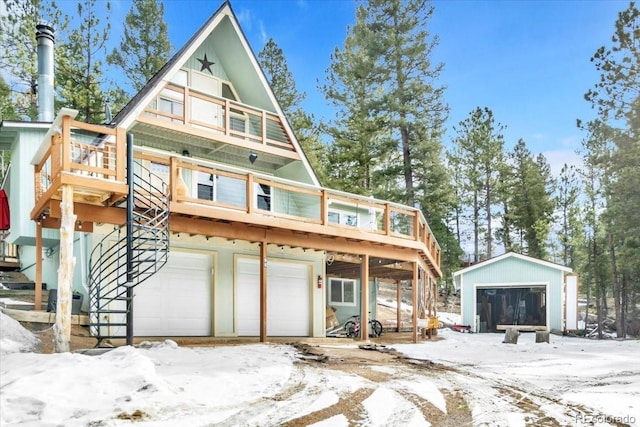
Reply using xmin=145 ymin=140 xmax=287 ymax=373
xmin=87 ymin=161 xmax=169 ymax=344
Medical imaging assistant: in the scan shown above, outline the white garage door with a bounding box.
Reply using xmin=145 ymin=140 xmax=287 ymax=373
xmin=236 ymin=258 xmax=310 ymax=336
xmin=134 ymin=251 xmax=212 ymax=336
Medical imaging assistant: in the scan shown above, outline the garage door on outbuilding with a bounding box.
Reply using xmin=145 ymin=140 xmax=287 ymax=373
xmin=453 ymin=252 xmax=575 ymax=333
xmin=134 ymin=251 xmax=213 ymax=336
xmin=236 ymin=257 xmax=311 ymax=336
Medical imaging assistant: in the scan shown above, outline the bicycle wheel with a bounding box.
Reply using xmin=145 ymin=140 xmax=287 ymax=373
xmin=369 ymin=320 xmax=383 ymax=337
xmin=344 ymin=320 xmax=356 ymax=337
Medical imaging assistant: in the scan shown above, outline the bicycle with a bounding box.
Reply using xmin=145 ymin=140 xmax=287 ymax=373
xmin=344 ymin=313 xmax=383 ymax=338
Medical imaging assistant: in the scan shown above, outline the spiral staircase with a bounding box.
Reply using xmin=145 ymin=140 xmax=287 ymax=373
xmin=88 ymin=161 xmax=169 ymax=345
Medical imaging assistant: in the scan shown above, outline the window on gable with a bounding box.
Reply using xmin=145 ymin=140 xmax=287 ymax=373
xmin=329 ymin=278 xmax=356 ymax=306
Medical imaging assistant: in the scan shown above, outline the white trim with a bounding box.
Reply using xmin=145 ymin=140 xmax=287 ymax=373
xmin=328 ymin=277 xmax=357 ymax=307
xmin=452 ymin=252 xmax=572 ymax=277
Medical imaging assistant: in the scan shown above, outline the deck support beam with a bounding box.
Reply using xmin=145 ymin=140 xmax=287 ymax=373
xmin=360 ymin=254 xmax=369 ymax=340
xmin=412 ymin=263 xmax=418 ymax=343
xmin=259 ymin=241 xmax=267 ymax=343
xmin=35 ymin=221 xmax=43 ymax=311
xmin=54 ymin=185 xmax=76 ymax=353
xmin=396 ymin=279 xmax=402 ymax=333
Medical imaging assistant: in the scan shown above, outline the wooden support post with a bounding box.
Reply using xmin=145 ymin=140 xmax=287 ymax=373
xmin=396 ymin=279 xmax=402 ymax=333
xmin=412 ymin=262 xmax=418 ymax=343
xmin=54 ymin=185 xmax=76 ymax=353
xmin=360 ymin=254 xmax=369 ymax=341
xmin=259 ymin=241 xmax=267 ymax=343
xmin=35 ymin=221 xmax=43 ymax=311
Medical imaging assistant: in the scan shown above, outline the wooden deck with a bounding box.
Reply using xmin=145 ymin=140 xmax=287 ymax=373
xmin=30 ymin=111 xmax=442 ymax=278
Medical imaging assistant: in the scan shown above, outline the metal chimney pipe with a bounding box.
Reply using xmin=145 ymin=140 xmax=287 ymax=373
xmin=36 ymin=23 xmax=55 ymax=122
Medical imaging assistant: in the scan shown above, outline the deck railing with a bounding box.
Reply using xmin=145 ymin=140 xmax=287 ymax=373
xmin=32 ymin=112 xmax=441 ymax=268
xmin=33 ymin=114 xmax=126 ymax=203
xmin=157 ymin=153 xmax=440 ymax=265
xmin=143 ymin=84 xmax=294 ymax=151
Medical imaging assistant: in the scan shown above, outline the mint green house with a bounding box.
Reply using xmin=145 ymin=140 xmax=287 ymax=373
xmin=453 ymin=252 xmax=577 ymax=333
xmin=0 ymin=1 xmax=442 ymax=344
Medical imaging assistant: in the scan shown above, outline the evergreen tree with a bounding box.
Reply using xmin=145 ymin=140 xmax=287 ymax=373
xmin=555 ymin=163 xmax=581 ymax=268
xmin=56 ymin=0 xmax=113 ymax=123
xmin=0 ymin=0 xmax=65 ymax=120
xmin=320 ymin=6 xmax=385 ymax=195
xmin=258 ymin=38 xmax=326 ymax=183
xmin=106 ymin=0 xmax=171 ymax=94
xmin=322 ymin=0 xmax=459 ymax=278
xmin=450 ymin=107 xmax=505 ymax=261
xmin=509 ymin=139 xmax=555 ymax=259
xmin=582 ymin=1 xmax=639 ymax=337
xmin=0 ymin=76 xmax=19 ymax=121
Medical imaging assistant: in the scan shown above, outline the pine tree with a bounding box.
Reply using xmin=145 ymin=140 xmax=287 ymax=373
xmin=258 ymin=38 xmax=326 ymax=183
xmin=0 ymin=76 xmax=19 ymax=121
xmin=106 ymin=0 xmax=171 ymax=94
xmin=320 ymin=5 xmax=385 ymax=195
xmin=555 ymin=164 xmax=581 ymax=268
xmin=583 ymin=2 xmax=639 ymax=338
xmin=322 ymin=0 xmax=459 ymax=278
xmin=450 ymin=107 xmax=505 ymax=261
xmin=509 ymin=139 xmax=555 ymax=259
xmin=56 ymin=0 xmax=113 ymax=123
xmin=0 ymin=0 xmax=65 ymax=120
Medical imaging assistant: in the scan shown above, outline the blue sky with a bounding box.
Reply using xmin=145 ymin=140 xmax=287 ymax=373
xmin=74 ymin=0 xmax=628 ymax=173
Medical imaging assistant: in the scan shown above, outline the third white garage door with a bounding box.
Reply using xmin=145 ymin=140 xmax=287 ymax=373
xmin=236 ymin=258 xmax=310 ymax=336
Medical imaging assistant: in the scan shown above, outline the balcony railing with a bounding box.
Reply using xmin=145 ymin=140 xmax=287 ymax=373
xmin=32 ymin=111 xmax=127 ymax=218
xmin=142 ymin=84 xmax=294 ymax=151
xmin=32 ymin=112 xmax=441 ymax=270
xmin=155 ymin=152 xmax=440 ymax=266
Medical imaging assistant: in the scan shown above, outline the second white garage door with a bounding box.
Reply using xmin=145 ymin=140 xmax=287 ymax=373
xmin=236 ymin=258 xmax=310 ymax=336
xmin=134 ymin=251 xmax=212 ymax=336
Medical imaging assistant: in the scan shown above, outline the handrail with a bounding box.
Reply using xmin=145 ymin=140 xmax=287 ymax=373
xmin=32 ymin=112 xmax=126 ymax=206
xmin=144 ymin=83 xmax=294 ymax=150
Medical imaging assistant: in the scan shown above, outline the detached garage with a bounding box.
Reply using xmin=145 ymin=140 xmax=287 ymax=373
xmin=453 ymin=252 xmax=578 ymax=333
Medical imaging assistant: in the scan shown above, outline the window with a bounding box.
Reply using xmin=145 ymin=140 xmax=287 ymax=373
xmin=255 ymin=183 xmax=271 ymax=211
xmin=196 ymin=172 xmax=215 ymax=201
xmin=329 ymin=278 xmax=356 ymax=306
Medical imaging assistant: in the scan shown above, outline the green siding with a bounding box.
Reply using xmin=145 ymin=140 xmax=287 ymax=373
xmin=8 ymin=128 xmax=59 ymax=246
xmin=460 ymin=256 xmax=566 ymax=331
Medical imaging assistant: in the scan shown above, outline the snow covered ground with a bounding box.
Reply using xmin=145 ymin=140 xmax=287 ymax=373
xmin=1 ymin=311 xmax=638 ymax=426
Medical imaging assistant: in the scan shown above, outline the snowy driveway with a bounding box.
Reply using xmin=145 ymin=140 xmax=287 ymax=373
xmin=1 ymin=318 xmax=639 ymax=426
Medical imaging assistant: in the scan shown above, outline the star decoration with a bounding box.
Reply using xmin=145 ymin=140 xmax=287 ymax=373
xmin=197 ymin=53 xmax=215 ymax=74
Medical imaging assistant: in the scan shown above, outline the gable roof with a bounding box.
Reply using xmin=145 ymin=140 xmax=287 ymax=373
xmin=452 ymin=252 xmax=572 ymax=277
xmin=111 ymin=1 xmax=319 ymax=185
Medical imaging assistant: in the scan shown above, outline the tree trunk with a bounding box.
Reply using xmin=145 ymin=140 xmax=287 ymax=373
xmin=608 ymin=234 xmax=624 ymax=338
xmin=54 ymin=185 xmax=76 ymax=353
xmin=596 ymin=293 xmax=603 ymax=340
xmin=473 ymin=191 xmax=479 ymax=262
